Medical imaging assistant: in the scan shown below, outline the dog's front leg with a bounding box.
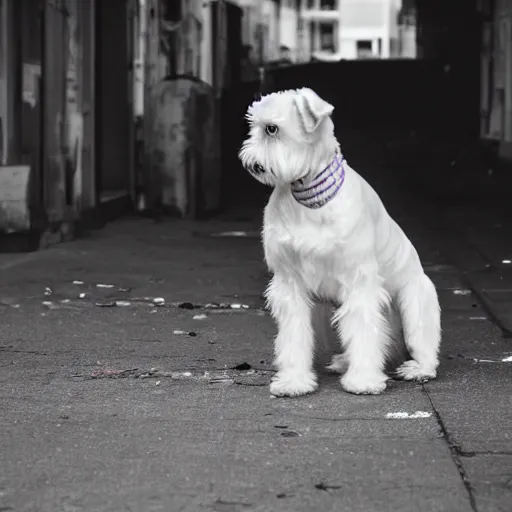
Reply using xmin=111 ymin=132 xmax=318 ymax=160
xmin=265 ymin=274 xmax=317 ymax=397
xmin=334 ymin=277 xmax=390 ymax=395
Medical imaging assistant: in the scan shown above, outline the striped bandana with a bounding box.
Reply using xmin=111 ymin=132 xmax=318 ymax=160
xmin=290 ymin=152 xmax=345 ymax=209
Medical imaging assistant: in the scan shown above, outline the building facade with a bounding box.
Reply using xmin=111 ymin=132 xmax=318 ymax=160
xmin=479 ymin=0 xmax=512 ymax=159
xmin=0 ymin=0 xmax=223 ymax=247
xmin=233 ymin=0 xmax=303 ymax=68
xmin=300 ymin=0 xmax=416 ymax=61
xmin=0 ymin=0 xmax=137 ymax=248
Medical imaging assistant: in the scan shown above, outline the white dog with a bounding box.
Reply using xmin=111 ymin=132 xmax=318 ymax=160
xmin=239 ymin=88 xmax=441 ymax=397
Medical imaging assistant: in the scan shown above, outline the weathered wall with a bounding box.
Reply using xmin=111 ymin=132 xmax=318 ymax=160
xmin=40 ymin=0 xmax=90 ymax=225
xmin=0 ymin=0 xmax=32 ymax=232
xmin=142 ymin=0 xmax=225 ymax=216
xmin=146 ymin=77 xmax=220 ymax=218
xmin=1 ymin=0 xmax=95 ymax=238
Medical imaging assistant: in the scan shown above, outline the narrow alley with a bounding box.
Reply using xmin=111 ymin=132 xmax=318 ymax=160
xmin=1 ymin=157 xmax=512 ymax=511
xmin=1 ymin=0 xmax=512 ymax=511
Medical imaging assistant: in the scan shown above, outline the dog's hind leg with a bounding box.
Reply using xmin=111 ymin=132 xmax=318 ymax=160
xmin=334 ymin=275 xmax=392 ymax=395
xmin=265 ymin=274 xmax=318 ymax=397
xmin=395 ymin=274 xmax=441 ymax=382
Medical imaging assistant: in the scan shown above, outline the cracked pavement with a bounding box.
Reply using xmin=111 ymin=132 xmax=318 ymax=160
xmin=1 ymin=197 xmax=512 ymax=511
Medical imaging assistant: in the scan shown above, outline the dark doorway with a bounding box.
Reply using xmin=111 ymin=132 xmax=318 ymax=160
xmin=94 ymin=0 xmax=133 ymax=205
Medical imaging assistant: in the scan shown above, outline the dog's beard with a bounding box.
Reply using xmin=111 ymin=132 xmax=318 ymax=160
xmin=238 ymin=140 xmax=312 ymax=187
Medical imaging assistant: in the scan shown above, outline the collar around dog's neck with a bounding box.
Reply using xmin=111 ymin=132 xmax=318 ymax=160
xmin=290 ymin=152 xmax=346 ymax=209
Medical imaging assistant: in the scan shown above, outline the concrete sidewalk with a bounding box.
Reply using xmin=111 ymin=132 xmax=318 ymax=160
xmin=1 ymin=206 xmax=511 ymax=511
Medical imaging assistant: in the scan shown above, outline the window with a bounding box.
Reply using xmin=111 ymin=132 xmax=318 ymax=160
xmin=319 ymin=22 xmax=335 ymax=52
xmin=161 ymin=0 xmax=182 ymax=23
xmin=320 ymin=0 xmax=337 ymax=10
xmin=356 ymin=40 xmax=373 ymax=58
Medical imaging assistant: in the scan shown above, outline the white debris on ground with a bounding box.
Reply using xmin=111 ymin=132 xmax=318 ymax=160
xmin=115 ymin=301 xmax=131 ymax=307
xmin=211 ymin=231 xmax=249 ymax=237
xmin=453 ymin=289 xmax=472 ymax=296
xmin=386 ymin=411 xmax=432 ymax=419
xmin=473 ymin=355 xmax=512 ymax=363
xmin=193 ymin=314 xmax=208 ymax=320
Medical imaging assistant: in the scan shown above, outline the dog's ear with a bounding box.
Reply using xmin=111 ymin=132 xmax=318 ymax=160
xmin=293 ymin=88 xmax=334 ymax=134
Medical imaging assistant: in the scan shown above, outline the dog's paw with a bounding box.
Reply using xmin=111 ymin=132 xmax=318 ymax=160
xmin=395 ymin=360 xmax=437 ymax=382
xmin=326 ymin=353 xmax=349 ymax=374
xmin=270 ymin=371 xmax=318 ymax=397
xmin=341 ymin=370 xmax=388 ymax=395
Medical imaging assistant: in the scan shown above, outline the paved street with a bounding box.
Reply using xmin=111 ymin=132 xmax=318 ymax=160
xmin=1 ymin=166 xmax=512 ymax=512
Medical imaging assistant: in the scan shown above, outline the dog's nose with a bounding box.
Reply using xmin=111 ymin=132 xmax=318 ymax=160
xmin=253 ymin=164 xmax=265 ymax=174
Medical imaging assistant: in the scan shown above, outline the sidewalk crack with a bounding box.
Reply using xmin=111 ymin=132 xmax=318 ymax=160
xmin=422 ymin=384 xmax=478 ymax=512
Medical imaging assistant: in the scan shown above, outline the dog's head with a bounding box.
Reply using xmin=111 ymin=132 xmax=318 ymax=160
xmin=238 ymin=88 xmax=337 ymax=186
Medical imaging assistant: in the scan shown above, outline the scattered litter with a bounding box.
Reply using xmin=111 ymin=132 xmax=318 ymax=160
xmin=42 ymin=301 xmax=59 ymax=310
xmin=386 ymin=411 xmax=432 ymax=419
xmin=473 ymin=355 xmax=512 ymax=363
xmin=281 ymin=431 xmax=300 ymax=438
xmin=95 ymin=301 xmax=117 ymax=307
xmin=115 ymin=300 xmax=131 ymax=307
xmin=118 ymin=287 xmax=131 ymax=292
xmin=205 ymin=302 xmax=250 ymax=310
xmin=229 ymin=303 xmax=250 ymax=310
xmin=502 ymin=259 xmax=511 ymax=264
xmin=212 ymin=231 xmax=250 ymax=237
xmin=153 ymin=297 xmax=165 ymax=306
xmin=453 ymin=289 xmax=471 ymax=296
xmin=79 ymin=293 xmax=86 ymax=299
xmin=469 ymin=316 xmax=488 ymax=321
xmin=175 ymin=301 xmax=257 ymax=312
xmin=73 ymin=280 xmax=84 ymax=285
xmin=178 ymin=302 xmax=196 ymax=310
xmin=44 ymin=287 xmax=52 ymax=296
xmin=61 ymin=299 xmax=70 ymax=304
xmin=78 ymin=367 xmax=274 ymax=385
xmin=173 ymin=330 xmax=197 ymax=337
xmin=96 ymin=284 xmax=115 ymax=289
xmin=314 ymin=482 xmax=342 ymax=492
xmin=90 ymin=368 xmax=139 ymax=379
xmin=231 ymin=362 xmax=252 ymax=371
xmin=193 ymin=314 xmax=208 ymax=320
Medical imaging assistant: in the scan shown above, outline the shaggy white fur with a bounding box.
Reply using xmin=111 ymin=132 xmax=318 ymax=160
xmin=239 ymin=88 xmax=441 ymax=397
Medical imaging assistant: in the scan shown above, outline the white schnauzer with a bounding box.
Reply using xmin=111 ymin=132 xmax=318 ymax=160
xmin=239 ymin=88 xmax=441 ymax=397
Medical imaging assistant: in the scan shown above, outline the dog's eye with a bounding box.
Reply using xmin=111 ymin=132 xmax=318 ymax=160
xmin=265 ymin=124 xmax=278 ymax=136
